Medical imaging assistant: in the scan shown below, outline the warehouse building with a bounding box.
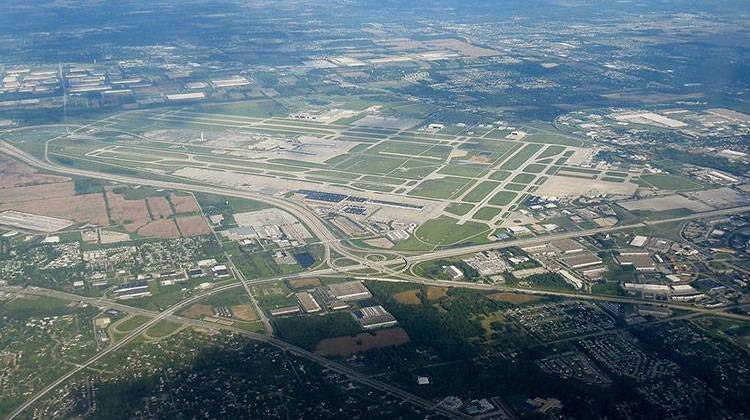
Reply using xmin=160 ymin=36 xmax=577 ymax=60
xmin=326 ymin=280 xmax=372 ymax=301
xmin=295 ymin=291 xmax=322 ymax=313
xmin=353 ymin=305 xmax=397 ymax=330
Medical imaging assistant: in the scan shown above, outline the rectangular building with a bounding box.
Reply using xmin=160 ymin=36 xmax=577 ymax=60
xmin=551 ymin=239 xmax=585 ymax=254
xmin=270 ymin=306 xmax=301 ymax=317
xmin=560 ymin=253 xmax=602 ymax=269
xmin=616 ymin=252 xmax=656 ymax=272
xmin=295 ymin=292 xmax=321 ymax=313
xmin=327 ymin=280 xmax=372 ymax=301
xmin=353 ymin=305 xmax=397 ymax=330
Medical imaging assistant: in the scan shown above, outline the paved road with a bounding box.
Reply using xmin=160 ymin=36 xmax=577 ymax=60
xmin=4 ymin=140 xmax=749 ymax=278
xmin=3 ymin=139 xmax=750 ymax=418
xmin=2 ymin=285 xmax=468 ymax=420
xmin=0 ymin=141 xmax=419 ymax=282
xmin=354 ymin=276 xmax=750 ymax=322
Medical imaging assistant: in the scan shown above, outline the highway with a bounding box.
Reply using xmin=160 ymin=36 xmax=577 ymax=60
xmin=2 ymin=285 xmax=469 ymax=420
xmin=5 ymin=277 xmax=748 ymax=420
xmin=3 ymin=140 xmax=750 ymax=278
xmin=3 ymin=137 xmax=750 ymax=418
xmin=353 ymin=277 xmax=750 ymax=322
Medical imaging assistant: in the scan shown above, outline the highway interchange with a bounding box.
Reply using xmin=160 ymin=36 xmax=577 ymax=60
xmin=2 ymin=133 xmax=750 ymax=419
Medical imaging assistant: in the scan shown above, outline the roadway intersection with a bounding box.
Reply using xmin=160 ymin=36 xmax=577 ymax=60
xmin=2 ymin=138 xmax=750 ymax=419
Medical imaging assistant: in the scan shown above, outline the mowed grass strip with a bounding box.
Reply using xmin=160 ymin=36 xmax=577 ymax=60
xmin=490 ymin=170 xmax=511 ymax=181
xmin=445 ymin=203 xmax=475 ymax=216
xmin=523 ymin=133 xmax=583 ymax=147
xmin=462 ymin=181 xmax=501 ymax=203
xmin=505 ymin=183 xmax=527 ymax=191
xmin=640 ymin=173 xmax=703 ymax=191
xmin=523 ymin=163 xmax=547 ymax=174
xmin=333 ymin=154 xmax=406 ymax=174
xmin=499 ymin=143 xmax=544 ymax=170
xmin=368 ymin=141 xmax=448 ymax=158
xmin=407 ymin=177 xmax=473 ymax=199
xmin=359 ymin=175 xmax=405 ymax=186
xmin=537 ymin=145 xmax=567 ymax=159
xmin=415 ymin=216 xmax=490 ymax=246
xmin=512 ymin=173 xmax=536 ymax=184
xmin=438 ymin=163 xmax=489 ymax=178
xmin=474 ymin=206 xmax=503 ymax=221
xmin=488 ymin=191 xmax=518 ymax=206
xmin=561 ymin=166 xmax=601 ymax=175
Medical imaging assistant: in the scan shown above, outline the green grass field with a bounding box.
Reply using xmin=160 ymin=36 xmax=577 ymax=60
xmin=504 ymin=183 xmax=527 ymax=192
xmin=640 ymin=173 xmax=703 ymax=191
xmin=490 ymin=170 xmax=511 ymax=181
xmin=488 ymin=191 xmax=518 ymax=206
xmin=414 ymin=216 xmax=490 ymax=247
xmin=445 ymin=203 xmax=475 ymax=216
xmin=511 ymin=173 xmax=536 ymax=184
xmin=438 ymin=163 xmax=488 ymax=178
xmin=499 ymin=144 xmax=544 ymax=171
xmin=463 ymin=181 xmax=501 ymax=203
xmin=473 ymin=206 xmax=502 ymax=221
xmin=522 ymin=163 xmax=547 ymax=174
xmin=408 ymin=177 xmax=473 ymax=199
xmin=537 ymin=145 xmax=567 ymax=159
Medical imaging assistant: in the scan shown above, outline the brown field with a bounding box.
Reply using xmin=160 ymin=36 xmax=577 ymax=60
xmin=0 ymin=157 xmax=70 ymax=188
xmin=181 ymin=304 xmax=214 ymax=319
xmin=1 ymin=193 xmax=110 ymax=226
xmin=393 ymin=289 xmax=421 ymax=305
xmin=137 ymin=219 xmax=181 ymax=239
xmin=425 ymin=286 xmax=448 ymax=301
xmin=288 ymin=277 xmax=322 ymax=289
xmin=231 ymin=305 xmax=258 ymax=321
xmin=107 ymin=191 xmax=150 ymax=225
xmin=487 ymin=292 xmax=542 ymax=305
xmin=176 ymin=215 xmax=211 ymax=237
xmin=146 ymin=196 xmax=173 ymax=219
xmin=169 ymin=193 xmax=201 ymax=214
xmin=315 ymin=328 xmax=411 ymax=357
xmin=0 ymin=181 xmax=76 ymax=203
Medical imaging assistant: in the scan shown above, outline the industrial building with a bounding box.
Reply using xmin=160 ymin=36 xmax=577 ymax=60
xmin=445 ymin=265 xmax=464 ymax=280
xmin=352 ymin=305 xmax=397 ymax=330
xmin=326 ymin=280 xmax=372 ymax=301
xmin=616 ymin=252 xmax=657 ymax=272
xmin=560 ymin=253 xmax=603 ymax=269
xmin=550 ymin=239 xmax=585 ymax=255
xmin=113 ymin=280 xmax=151 ymax=300
xmin=269 ymin=306 xmax=301 ymax=317
xmin=212 ymin=264 xmax=231 ymax=278
xmin=295 ymin=291 xmax=322 ymax=313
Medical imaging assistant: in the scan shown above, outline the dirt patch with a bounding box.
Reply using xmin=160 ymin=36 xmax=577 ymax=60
xmin=1 ymin=193 xmax=109 ymax=226
xmin=393 ymin=289 xmax=421 ymax=305
xmin=137 ymin=219 xmax=180 ymax=239
xmin=315 ymin=328 xmax=411 ymax=357
xmin=146 ymin=196 xmax=173 ymax=219
xmin=107 ymin=191 xmax=150 ymax=225
xmin=536 ymin=175 xmax=637 ymax=199
xmin=231 ymin=305 xmax=258 ymax=322
xmin=169 ymin=193 xmax=201 ymax=214
xmin=181 ymin=304 xmax=214 ymax=319
xmin=487 ymin=292 xmax=542 ymax=305
xmin=0 ymin=181 xmax=75 ymax=203
xmin=288 ymin=278 xmax=322 ymax=289
xmin=468 ymin=155 xmax=492 ymax=164
xmin=425 ymin=286 xmax=448 ymax=302
xmin=176 ymin=215 xmax=210 ymax=237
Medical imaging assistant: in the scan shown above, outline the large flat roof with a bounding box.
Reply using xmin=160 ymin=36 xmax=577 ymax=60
xmin=327 ymin=280 xmax=372 ymax=300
